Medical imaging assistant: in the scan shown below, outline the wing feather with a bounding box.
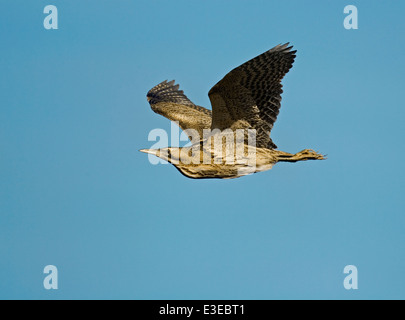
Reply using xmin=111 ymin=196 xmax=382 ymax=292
xmin=147 ymin=80 xmax=212 ymax=141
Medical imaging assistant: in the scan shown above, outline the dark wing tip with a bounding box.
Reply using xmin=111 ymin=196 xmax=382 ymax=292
xmin=146 ymin=80 xmax=195 ymax=106
xmin=269 ymin=43 xmax=297 ymax=58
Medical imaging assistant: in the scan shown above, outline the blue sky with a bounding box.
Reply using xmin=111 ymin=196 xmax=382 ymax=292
xmin=1 ymin=0 xmax=404 ymax=299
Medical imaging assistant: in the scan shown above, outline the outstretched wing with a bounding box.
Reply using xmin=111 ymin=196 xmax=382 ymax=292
xmin=208 ymin=43 xmax=296 ymax=149
xmin=147 ymin=80 xmax=212 ymax=141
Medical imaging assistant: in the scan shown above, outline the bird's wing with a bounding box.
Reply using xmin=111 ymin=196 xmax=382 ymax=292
xmin=208 ymin=43 xmax=296 ymax=149
xmin=147 ymin=80 xmax=212 ymax=141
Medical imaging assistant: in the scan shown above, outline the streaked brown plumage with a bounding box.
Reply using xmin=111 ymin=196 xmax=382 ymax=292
xmin=141 ymin=43 xmax=325 ymax=179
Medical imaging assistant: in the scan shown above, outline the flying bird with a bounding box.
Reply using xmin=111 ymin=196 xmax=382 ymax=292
xmin=140 ymin=43 xmax=325 ymax=179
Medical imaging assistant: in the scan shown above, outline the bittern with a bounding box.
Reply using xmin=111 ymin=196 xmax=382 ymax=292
xmin=140 ymin=43 xmax=325 ymax=179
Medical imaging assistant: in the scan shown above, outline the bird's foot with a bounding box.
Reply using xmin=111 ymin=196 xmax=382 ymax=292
xmin=296 ymin=149 xmax=326 ymax=160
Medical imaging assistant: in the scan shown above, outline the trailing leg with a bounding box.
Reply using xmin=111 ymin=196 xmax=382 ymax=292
xmin=276 ymin=149 xmax=325 ymax=163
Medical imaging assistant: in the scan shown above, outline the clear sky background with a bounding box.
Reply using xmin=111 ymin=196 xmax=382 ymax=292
xmin=1 ymin=0 xmax=404 ymax=299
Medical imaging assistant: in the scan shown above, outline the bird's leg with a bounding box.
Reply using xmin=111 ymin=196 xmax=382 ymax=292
xmin=276 ymin=149 xmax=325 ymax=162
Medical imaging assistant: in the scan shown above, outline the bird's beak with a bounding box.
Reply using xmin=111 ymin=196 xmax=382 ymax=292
xmin=139 ymin=149 xmax=159 ymax=156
